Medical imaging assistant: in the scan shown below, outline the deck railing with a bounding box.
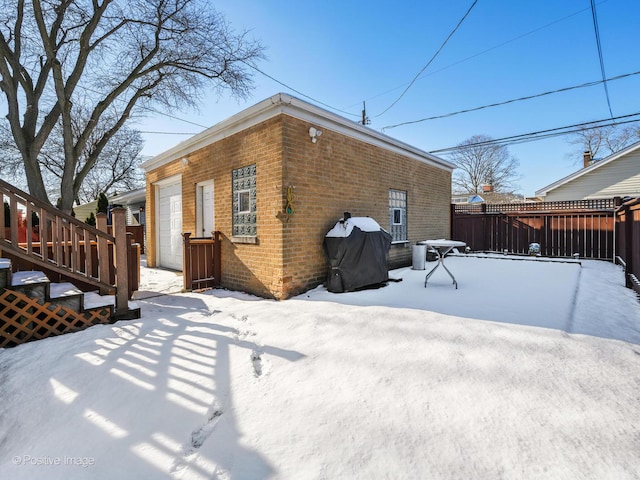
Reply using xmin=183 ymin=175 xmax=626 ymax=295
xmin=0 ymin=178 xmax=136 ymax=315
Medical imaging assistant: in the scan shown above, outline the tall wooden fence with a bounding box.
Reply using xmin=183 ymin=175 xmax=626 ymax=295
xmin=451 ymin=199 xmax=618 ymax=259
xmin=615 ymin=198 xmax=640 ymax=294
xmin=452 ymin=197 xmax=640 ymax=295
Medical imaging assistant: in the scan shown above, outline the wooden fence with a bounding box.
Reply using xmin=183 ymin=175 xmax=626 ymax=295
xmin=451 ymin=199 xmax=619 ymax=260
xmin=615 ymin=198 xmax=640 ymax=294
xmin=451 ymin=199 xmax=620 ymax=259
xmin=452 ymin=197 xmax=640 ymax=297
xmin=182 ymin=232 xmax=221 ymax=291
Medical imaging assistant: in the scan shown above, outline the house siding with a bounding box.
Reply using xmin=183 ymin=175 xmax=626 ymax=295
xmin=145 ymin=109 xmax=451 ymax=299
xmin=544 ymin=149 xmax=640 ymax=201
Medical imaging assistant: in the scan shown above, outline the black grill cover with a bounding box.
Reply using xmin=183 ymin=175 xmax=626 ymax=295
xmin=324 ymin=218 xmax=392 ymax=293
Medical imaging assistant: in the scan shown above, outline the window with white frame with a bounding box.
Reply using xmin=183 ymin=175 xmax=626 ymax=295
xmin=232 ymin=164 xmax=257 ymax=236
xmin=389 ymin=189 xmax=407 ymax=243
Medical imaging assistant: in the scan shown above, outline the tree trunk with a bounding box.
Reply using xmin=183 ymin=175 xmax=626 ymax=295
xmin=23 ymin=148 xmax=51 ymax=205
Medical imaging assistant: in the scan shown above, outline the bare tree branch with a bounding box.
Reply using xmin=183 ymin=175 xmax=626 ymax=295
xmin=0 ymin=0 xmax=264 ymax=212
xmin=448 ymin=135 xmax=520 ymax=194
xmin=567 ymin=124 xmax=640 ymax=163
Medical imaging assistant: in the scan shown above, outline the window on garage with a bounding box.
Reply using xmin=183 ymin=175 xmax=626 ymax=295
xmin=232 ymin=164 xmax=257 ymax=236
xmin=389 ymin=189 xmax=407 ymax=243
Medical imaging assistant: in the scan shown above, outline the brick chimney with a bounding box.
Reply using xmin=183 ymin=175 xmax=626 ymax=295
xmin=583 ymin=151 xmax=592 ymax=168
xmin=482 ymin=184 xmax=493 ymax=193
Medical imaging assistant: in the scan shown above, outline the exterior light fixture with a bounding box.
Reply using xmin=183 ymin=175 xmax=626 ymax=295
xmin=309 ymin=127 xmax=322 ymax=143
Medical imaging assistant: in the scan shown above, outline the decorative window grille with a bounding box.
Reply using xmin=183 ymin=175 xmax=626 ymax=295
xmin=232 ymin=164 xmax=257 ymax=236
xmin=389 ymin=189 xmax=407 ymax=242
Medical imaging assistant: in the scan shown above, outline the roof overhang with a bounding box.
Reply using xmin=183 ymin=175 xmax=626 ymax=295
xmin=111 ymin=187 xmax=146 ymax=205
xmin=141 ymin=93 xmax=455 ymax=173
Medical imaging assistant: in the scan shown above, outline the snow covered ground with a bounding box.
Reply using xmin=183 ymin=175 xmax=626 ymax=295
xmin=0 ymin=255 xmax=639 ymax=479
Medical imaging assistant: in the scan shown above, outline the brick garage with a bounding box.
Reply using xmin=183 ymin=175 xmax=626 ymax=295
xmin=143 ymin=93 xmax=454 ymax=299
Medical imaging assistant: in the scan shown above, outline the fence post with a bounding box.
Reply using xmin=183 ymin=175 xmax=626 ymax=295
xmin=213 ymin=231 xmax=221 ymax=287
xmin=450 ymin=204 xmax=456 ymax=239
xmin=624 ymin=204 xmax=634 ymax=288
xmin=96 ymin=213 xmax=110 ymax=295
xmin=111 ymin=207 xmax=129 ymax=315
xmin=183 ymin=233 xmax=192 ymax=291
xmin=126 ymin=232 xmax=140 ymax=296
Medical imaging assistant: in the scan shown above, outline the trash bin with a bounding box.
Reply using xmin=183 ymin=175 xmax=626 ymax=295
xmin=412 ymin=244 xmax=427 ymax=270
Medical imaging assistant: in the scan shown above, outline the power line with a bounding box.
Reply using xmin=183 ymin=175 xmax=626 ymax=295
xmin=382 ymin=69 xmax=640 ymax=130
xmin=77 ymin=83 xmax=210 ymax=129
xmin=350 ymin=3 xmax=597 ymax=110
xmin=590 ymin=0 xmax=613 ymax=118
xmin=374 ymin=0 xmax=478 ymax=118
xmin=428 ymin=112 xmax=640 ymax=153
xmin=139 ymin=130 xmax=198 ymax=135
xmin=239 ymin=60 xmax=360 ymax=118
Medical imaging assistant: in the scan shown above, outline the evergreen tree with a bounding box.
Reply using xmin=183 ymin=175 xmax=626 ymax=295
xmin=97 ymin=192 xmax=109 ymax=215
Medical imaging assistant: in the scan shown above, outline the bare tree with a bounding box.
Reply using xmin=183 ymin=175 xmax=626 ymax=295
xmin=0 ymin=111 xmax=145 ymax=204
xmin=448 ymin=135 xmax=520 ymax=194
xmin=0 ymin=0 xmax=264 ymax=213
xmin=567 ymin=124 xmax=640 ymax=163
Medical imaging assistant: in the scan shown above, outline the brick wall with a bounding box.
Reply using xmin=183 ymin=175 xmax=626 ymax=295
xmin=279 ymin=115 xmax=451 ymax=298
xmin=146 ymin=113 xmax=451 ymax=299
xmin=146 ymin=117 xmax=286 ymax=298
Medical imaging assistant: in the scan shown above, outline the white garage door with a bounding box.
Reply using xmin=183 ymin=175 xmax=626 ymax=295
xmin=157 ymin=181 xmax=183 ymax=270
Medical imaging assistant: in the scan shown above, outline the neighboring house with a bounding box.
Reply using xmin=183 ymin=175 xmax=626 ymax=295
xmin=142 ymin=93 xmax=454 ymax=299
xmin=74 ymin=188 xmax=146 ymax=226
xmin=451 ymin=190 xmax=526 ymax=205
xmin=73 ymin=198 xmax=101 ymax=223
xmin=111 ymin=188 xmax=146 ymax=226
xmin=451 ymin=194 xmax=484 ymax=204
xmin=75 ymin=195 xmax=116 ymax=223
xmin=536 ymin=142 xmax=640 ymax=201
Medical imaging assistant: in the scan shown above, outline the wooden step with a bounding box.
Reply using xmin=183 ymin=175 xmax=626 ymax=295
xmin=10 ymin=271 xmax=50 ymax=303
xmin=0 ymin=258 xmax=10 ymax=289
xmin=83 ymin=291 xmax=115 ymax=311
xmin=49 ymin=282 xmax=84 ymax=312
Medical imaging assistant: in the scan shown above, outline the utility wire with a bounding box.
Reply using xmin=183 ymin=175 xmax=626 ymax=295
xmin=382 ymin=69 xmax=640 ymax=130
xmin=590 ymin=0 xmax=614 ymax=118
xmin=139 ymin=130 xmax=199 ymax=135
xmin=239 ymin=60 xmax=360 ymax=118
xmin=355 ymin=1 xmax=597 ymax=110
xmin=77 ymin=83 xmax=210 ymax=129
xmin=374 ymin=0 xmax=478 ymax=118
xmin=428 ymin=112 xmax=640 ymax=153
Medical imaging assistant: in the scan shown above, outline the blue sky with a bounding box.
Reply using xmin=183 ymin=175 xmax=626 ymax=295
xmin=138 ymin=0 xmax=640 ymax=196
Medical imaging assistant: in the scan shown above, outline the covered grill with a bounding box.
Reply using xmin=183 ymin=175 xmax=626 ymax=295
xmin=323 ymin=214 xmax=392 ymax=293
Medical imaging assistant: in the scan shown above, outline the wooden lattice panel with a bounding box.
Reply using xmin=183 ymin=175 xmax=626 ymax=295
xmin=0 ymin=289 xmax=112 ymax=348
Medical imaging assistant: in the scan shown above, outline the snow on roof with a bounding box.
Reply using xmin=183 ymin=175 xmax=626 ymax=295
xmin=325 ymin=216 xmax=385 ymax=237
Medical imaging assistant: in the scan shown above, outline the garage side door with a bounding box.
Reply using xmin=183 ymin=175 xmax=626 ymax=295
xmin=158 ymin=182 xmax=183 ymax=270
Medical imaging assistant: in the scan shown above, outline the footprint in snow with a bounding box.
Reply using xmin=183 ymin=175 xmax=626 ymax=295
xmin=251 ymin=350 xmax=271 ymax=377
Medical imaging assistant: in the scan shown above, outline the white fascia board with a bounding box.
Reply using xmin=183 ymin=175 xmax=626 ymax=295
xmin=535 ymin=140 xmax=640 ymax=196
xmin=281 ymin=94 xmax=455 ymax=171
xmin=142 ymin=93 xmax=455 ymax=173
xmin=111 ymin=187 xmax=146 ymax=204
